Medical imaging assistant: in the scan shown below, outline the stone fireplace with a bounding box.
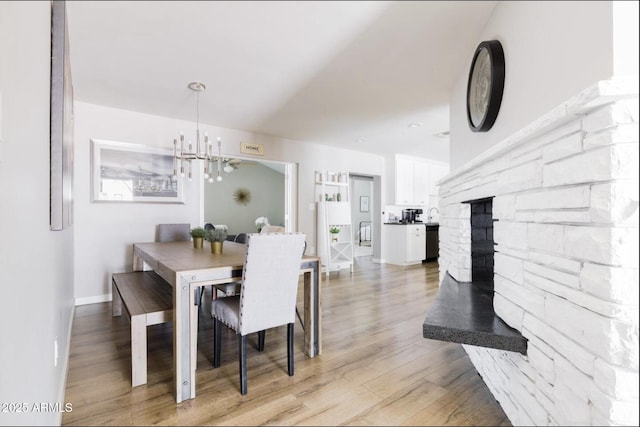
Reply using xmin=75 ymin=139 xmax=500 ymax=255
xmin=435 ymin=80 xmax=638 ymax=426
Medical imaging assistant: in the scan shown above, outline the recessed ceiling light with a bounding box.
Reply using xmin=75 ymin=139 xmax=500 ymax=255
xmin=408 ymin=122 xmax=423 ymax=128
xmin=355 ymin=138 xmax=367 ymax=143
xmin=434 ymin=130 xmax=450 ymax=138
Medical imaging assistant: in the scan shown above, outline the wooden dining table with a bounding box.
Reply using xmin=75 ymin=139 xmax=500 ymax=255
xmin=132 ymin=240 xmax=322 ymax=403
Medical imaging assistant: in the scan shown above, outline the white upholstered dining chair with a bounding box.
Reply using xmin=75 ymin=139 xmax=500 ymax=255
xmin=210 ymin=232 xmax=306 ymax=395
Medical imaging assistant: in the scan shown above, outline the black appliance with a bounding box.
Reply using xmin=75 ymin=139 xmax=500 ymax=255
xmin=424 ymin=224 xmax=439 ymax=261
xmin=401 ymin=208 xmax=423 ymax=223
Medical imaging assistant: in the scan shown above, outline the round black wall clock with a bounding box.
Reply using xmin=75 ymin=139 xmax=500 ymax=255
xmin=466 ymin=40 xmax=505 ymax=132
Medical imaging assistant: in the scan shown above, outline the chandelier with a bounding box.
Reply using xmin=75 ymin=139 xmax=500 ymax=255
xmin=172 ymin=82 xmax=225 ymax=183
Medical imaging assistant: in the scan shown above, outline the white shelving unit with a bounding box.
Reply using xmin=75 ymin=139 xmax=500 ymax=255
xmin=315 ymin=171 xmax=354 ymax=278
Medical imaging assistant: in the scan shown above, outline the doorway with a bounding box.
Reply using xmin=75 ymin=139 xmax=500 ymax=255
xmin=350 ymin=174 xmax=375 ymax=257
xmin=200 ymin=156 xmax=296 ymax=236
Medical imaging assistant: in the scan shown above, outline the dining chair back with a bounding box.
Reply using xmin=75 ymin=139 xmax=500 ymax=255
xmin=157 ymin=223 xmax=190 ymax=242
xmin=233 ymin=233 xmax=248 ymax=244
xmin=210 ymin=232 xmax=306 ymax=394
xmin=260 ymin=225 xmax=285 ymax=234
xmin=239 ymin=233 xmax=305 ymax=335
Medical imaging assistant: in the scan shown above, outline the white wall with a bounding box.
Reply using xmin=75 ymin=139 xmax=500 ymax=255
xmin=0 ymin=2 xmax=75 ymax=425
xmin=613 ymin=1 xmax=639 ymax=77
xmin=73 ymin=102 xmax=385 ymax=302
xmin=449 ymin=1 xmax=615 ymax=170
xmin=73 ymin=102 xmax=201 ymax=303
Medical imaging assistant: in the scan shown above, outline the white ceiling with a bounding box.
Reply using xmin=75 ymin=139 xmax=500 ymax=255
xmin=66 ymin=1 xmax=497 ymax=163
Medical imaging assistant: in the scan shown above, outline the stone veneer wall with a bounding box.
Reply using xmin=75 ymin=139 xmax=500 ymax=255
xmin=438 ymin=79 xmax=639 ymax=426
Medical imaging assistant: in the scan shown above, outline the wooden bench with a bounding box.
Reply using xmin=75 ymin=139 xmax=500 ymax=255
xmin=112 ymin=271 xmax=173 ymax=387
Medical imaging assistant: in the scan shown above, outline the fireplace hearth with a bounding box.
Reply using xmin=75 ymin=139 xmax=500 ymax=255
xmin=422 ymin=196 xmax=526 ymax=354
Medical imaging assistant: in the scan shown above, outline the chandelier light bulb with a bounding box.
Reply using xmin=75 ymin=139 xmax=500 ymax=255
xmin=216 ymin=175 xmax=223 ymax=182
xmin=224 ymin=164 xmax=234 ymax=173
xmin=208 ymin=177 xmax=214 ymax=183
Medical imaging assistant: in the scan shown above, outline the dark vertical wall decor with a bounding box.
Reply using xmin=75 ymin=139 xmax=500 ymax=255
xmin=50 ymin=0 xmax=74 ymax=230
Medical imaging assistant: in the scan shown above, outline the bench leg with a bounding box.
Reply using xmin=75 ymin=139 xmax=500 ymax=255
xmin=131 ymin=315 xmax=147 ymax=387
xmin=112 ymin=280 xmax=122 ymax=317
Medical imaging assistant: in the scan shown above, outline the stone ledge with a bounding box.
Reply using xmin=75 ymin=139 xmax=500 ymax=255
xmin=438 ymin=78 xmax=638 ymax=188
xmin=423 ymin=272 xmax=528 ymax=354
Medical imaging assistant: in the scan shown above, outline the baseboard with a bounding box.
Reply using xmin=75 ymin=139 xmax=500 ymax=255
xmin=372 ymin=258 xmax=385 ymax=264
xmin=75 ymin=293 xmax=111 ymax=306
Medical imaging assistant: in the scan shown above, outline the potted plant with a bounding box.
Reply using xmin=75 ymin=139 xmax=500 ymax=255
xmin=190 ymin=227 xmax=206 ymax=249
xmin=329 ymin=226 xmax=340 ymax=242
xmin=255 ymin=216 xmax=269 ymax=233
xmin=205 ymin=227 xmax=228 ymax=254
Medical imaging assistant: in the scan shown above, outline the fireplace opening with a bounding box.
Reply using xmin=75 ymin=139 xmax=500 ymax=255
xmin=468 ymin=197 xmax=495 ymax=293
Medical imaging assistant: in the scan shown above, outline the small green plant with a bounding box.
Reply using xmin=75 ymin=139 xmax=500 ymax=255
xmin=329 ymin=226 xmax=340 ymax=234
xmin=190 ymin=227 xmax=206 ymax=238
xmin=205 ymin=228 xmax=227 ymax=242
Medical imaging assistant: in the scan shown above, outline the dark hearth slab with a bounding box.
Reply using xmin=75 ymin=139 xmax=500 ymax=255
xmin=423 ymin=272 xmax=527 ymax=354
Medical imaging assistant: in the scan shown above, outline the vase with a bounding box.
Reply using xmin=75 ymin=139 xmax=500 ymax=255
xmin=211 ymin=241 xmax=223 ymax=254
xmin=193 ymin=237 xmax=203 ymax=249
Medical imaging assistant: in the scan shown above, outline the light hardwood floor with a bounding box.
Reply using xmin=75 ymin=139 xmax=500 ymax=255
xmin=63 ymin=257 xmax=510 ymax=426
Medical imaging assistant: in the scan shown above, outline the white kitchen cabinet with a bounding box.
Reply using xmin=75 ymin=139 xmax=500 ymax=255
xmin=407 ymin=224 xmax=426 ymax=262
xmin=383 ymin=224 xmax=426 ymax=266
xmin=394 ymin=155 xmax=433 ymax=206
xmin=395 ymin=157 xmax=415 ymax=205
xmin=413 ymin=163 xmax=430 ymax=205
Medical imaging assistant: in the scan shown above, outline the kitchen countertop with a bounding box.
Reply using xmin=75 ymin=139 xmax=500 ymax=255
xmin=384 ymin=222 xmax=439 ymax=226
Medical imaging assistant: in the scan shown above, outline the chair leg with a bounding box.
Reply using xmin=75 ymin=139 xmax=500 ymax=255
xmin=257 ymin=330 xmax=265 ymax=351
xmin=295 ymin=307 xmax=304 ymax=332
xmin=287 ymin=323 xmax=294 ymax=377
xmin=213 ymin=318 xmax=222 ymax=368
xmin=239 ymin=335 xmax=248 ymax=395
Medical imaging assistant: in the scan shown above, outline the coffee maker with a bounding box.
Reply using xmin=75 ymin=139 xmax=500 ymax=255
xmin=414 ymin=208 xmax=424 ymax=222
xmin=401 ymin=209 xmax=412 ymax=223
xmin=401 ymin=208 xmax=423 ymax=223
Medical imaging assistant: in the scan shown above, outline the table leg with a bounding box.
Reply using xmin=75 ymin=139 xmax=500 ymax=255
xmin=174 ymin=274 xmax=193 ymax=403
xmin=111 ymin=280 xmax=122 ymax=317
xmin=133 ymin=247 xmax=146 ymax=271
xmin=302 ymin=259 xmax=321 ymax=357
